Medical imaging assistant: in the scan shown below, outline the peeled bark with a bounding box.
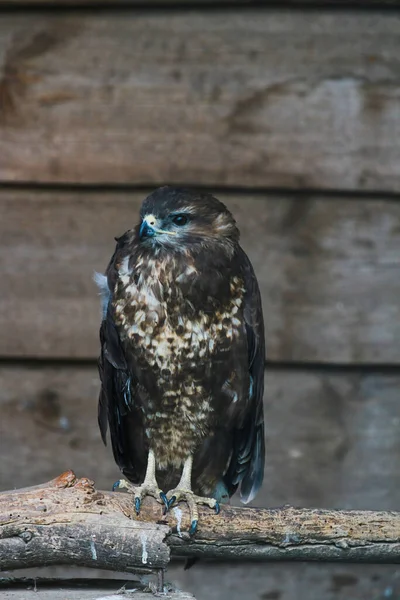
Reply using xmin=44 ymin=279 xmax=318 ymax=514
xmin=0 ymin=471 xmax=170 ymax=574
xmin=1 ymin=471 xmax=399 ymax=574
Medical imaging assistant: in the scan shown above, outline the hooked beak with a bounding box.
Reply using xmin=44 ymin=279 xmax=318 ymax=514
xmin=139 ymin=220 xmax=156 ymax=239
xmin=139 ymin=214 xmax=177 ymax=239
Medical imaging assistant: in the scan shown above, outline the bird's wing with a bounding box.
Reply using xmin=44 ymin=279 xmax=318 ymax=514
xmin=97 ymin=237 xmax=146 ymax=483
xmin=225 ymin=247 xmax=265 ymax=504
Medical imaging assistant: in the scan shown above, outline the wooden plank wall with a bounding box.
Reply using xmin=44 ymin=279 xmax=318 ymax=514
xmin=0 ymin=11 xmax=400 ymax=189
xmin=1 ymin=2 xmax=400 ymax=600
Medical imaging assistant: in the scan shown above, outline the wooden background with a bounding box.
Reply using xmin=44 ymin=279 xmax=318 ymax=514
xmin=1 ymin=2 xmax=400 ymax=600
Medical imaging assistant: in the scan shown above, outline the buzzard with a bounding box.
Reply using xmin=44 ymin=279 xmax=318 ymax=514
xmin=96 ymin=187 xmax=265 ymax=534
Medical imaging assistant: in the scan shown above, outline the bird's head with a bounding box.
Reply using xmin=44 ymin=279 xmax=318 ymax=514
xmin=136 ymin=187 xmax=239 ymax=256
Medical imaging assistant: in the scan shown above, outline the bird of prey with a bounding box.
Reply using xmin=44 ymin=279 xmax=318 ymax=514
xmin=96 ymin=187 xmax=265 ymax=534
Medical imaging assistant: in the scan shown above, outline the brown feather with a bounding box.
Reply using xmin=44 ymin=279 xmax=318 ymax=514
xmin=97 ymin=187 xmax=265 ymax=500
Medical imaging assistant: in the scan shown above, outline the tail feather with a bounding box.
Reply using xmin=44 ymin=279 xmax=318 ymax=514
xmin=239 ymin=424 xmax=265 ymax=504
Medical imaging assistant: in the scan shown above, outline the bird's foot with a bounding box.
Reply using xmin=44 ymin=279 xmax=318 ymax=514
xmin=112 ymin=478 xmax=169 ymax=515
xmin=166 ymin=488 xmax=220 ymax=535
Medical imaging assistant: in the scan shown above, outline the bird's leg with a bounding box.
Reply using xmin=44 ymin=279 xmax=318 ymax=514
xmin=113 ymin=449 xmax=168 ymax=514
xmin=166 ymin=455 xmax=220 ymax=535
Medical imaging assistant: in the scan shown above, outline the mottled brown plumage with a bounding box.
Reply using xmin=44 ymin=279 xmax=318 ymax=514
xmin=97 ymin=187 xmax=265 ymax=524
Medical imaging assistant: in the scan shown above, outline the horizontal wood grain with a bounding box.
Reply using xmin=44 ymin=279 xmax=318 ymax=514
xmin=1 ymin=189 xmax=399 ymax=362
xmin=3 ymin=473 xmax=400 ymax=565
xmin=0 ymin=580 xmax=195 ymax=600
xmin=0 ymin=12 xmax=400 ymax=190
xmin=1 ymin=365 xmax=399 ymax=513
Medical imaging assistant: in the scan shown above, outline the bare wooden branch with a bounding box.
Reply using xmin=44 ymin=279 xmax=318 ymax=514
xmin=1 ymin=471 xmax=400 ymax=573
xmin=0 ymin=471 xmax=170 ymax=574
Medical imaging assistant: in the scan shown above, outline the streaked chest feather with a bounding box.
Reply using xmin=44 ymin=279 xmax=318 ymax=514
xmin=112 ymin=255 xmax=245 ymax=464
xmin=113 ymin=256 xmax=244 ymax=376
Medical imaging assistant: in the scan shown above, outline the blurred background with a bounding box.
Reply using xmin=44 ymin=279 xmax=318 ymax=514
xmin=0 ymin=2 xmax=400 ymax=599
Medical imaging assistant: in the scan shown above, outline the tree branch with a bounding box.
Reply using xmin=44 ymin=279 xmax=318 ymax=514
xmin=1 ymin=471 xmax=399 ymax=576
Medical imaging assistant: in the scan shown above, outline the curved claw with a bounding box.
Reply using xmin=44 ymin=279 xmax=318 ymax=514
xmin=189 ymin=519 xmax=198 ymax=536
xmin=112 ymin=480 xmax=120 ymax=491
xmin=214 ymin=502 xmax=220 ymax=515
xmin=135 ymin=497 xmax=141 ymax=515
xmin=167 ymin=495 xmax=177 ymax=509
xmin=160 ymin=492 xmax=169 ymax=509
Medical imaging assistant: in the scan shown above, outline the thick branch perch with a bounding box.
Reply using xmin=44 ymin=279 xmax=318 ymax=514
xmin=1 ymin=471 xmax=400 ymax=575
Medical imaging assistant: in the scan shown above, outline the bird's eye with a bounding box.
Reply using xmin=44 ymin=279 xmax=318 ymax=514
xmin=171 ymin=214 xmax=189 ymax=226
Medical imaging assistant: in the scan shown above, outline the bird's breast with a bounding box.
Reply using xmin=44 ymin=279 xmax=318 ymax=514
xmin=112 ymin=258 xmax=246 ymax=464
xmin=113 ymin=258 xmax=245 ymax=377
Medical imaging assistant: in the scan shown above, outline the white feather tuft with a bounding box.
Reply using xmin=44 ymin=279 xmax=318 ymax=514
xmin=93 ymin=271 xmax=110 ymax=319
xmin=240 ymin=486 xmax=257 ymax=505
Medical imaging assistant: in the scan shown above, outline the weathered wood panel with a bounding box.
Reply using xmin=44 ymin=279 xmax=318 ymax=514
xmin=0 ymin=12 xmax=400 ymax=190
xmin=5 ymin=564 xmax=400 ymax=600
xmin=170 ymin=562 xmax=400 ymax=600
xmin=1 ymin=365 xmax=399 ymax=511
xmin=1 ymin=366 xmax=399 ymax=599
xmin=1 ymin=189 xmax=399 ymax=363
xmin=0 ymin=579 xmax=195 ymax=600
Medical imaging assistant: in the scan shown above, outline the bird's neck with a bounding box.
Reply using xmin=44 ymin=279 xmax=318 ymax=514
xmin=122 ymin=244 xmax=237 ymax=311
